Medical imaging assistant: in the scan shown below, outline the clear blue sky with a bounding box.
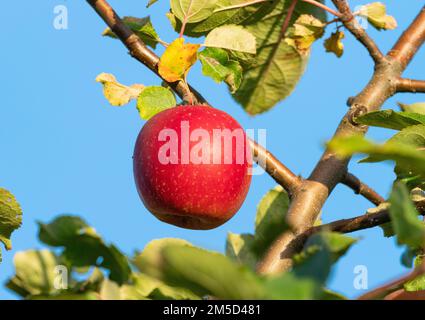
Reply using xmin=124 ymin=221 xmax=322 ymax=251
xmin=0 ymin=1 xmax=424 ymax=299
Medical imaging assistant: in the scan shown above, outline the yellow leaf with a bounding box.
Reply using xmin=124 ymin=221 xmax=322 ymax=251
xmin=359 ymin=2 xmax=397 ymax=31
xmin=324 ymin=31 xmax=345 ymax=58
xmin=96 ymin=73 xmax=145 ymax=106
xmin=158 ymin=38 xmax=200 ymax=82
xmin=284 ymin=15 xmax=325 ymax=55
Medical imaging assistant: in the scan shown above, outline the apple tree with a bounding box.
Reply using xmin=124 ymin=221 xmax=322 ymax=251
xmin=3 ymin=0 xmax=425 ymax=300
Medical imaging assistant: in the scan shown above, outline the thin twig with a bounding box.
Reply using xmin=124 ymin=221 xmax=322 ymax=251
xmin=308 ymin=199 xmax=425 ymax=236
xmin=357 ymin=262 xmax=425 ymax=300
xmin=249 ymin=140 xmax=302 ymax=196
xmin=341 ymin=172 xmax=385 ymax=206
xmin=301 ymin=0 xmax=342 ymax=18
xmin=280 ymin=0 xmax=299 ymax=38
xmin=396 ymin=78 xmax=425 ymax=93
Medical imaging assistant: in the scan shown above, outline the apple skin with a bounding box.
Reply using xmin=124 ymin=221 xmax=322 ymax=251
xmin=133 ymin=105 xmax=252 ymax=230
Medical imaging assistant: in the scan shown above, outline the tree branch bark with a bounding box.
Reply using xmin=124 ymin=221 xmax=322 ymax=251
xmin=257 ymin=5 xmax=425 ymax=275
xmin=396 ymin=78 xmax=425 ymax=93
xmin=249 ymin=140 xmax=302 ymax=196
xmin=357 ymin=261 xmax=425 ymax=300
xmin=341 ymin=172 xmax=385 ymax=206
xmin=307 ymin=199 xmax=425 ymax=236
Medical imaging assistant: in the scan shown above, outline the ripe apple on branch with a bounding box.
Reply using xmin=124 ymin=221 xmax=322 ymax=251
xmin=133 ymin=105 xmax=252 ymax=229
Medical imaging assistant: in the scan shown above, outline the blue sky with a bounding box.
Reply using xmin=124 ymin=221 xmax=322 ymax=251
xmin=0 ymin=1 xmax=424 ymax=299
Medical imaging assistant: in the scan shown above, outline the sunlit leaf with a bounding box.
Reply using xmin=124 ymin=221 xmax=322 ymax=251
xmin=284 ymin=14 xmax=325 ymax=54
xmin=398 ymin=102 xmax=425 ymax=115
xmin=327 ymin=134 xmax=425 ymax=177
xmin=172 ymin=0 xmax=269 ymax=36
xmin=324 ymin=31 xmax=344 ymax=58
xmin=204 ymin=25 xmax=256 ymax=54
xmin=158 ymin=38 xmax=200 ymax=82
xmin=359 ymin=2 xmax=397 ymax=31
xmin=99 ymin=278 xmax=122 ymax=300
xmin=137 ymin=86 xmax=176 ymax=120
xmin=0 ymin=188 xmax=22 ymax=261
xmin=133 ymin=238 xmax=192 ymax=279
xmin=158 ymin=245 xmax=267 ymax=299
xmin=96 ymin=73 xmax=144 ymax=106
xmin=232 ymin=0 xmax=326 ymax=114
xmin=389 ymin=182 xmax=425 ymax=248
xmin=121 ymin=273 xmax=200 ymax=300
xmin=6 ymin=250 xmax=60 ymax=297
xmin=404 ymin=256 xmax=425 ymax=292
xmin=357 ymin=110 xmax=425 ymax=131
xmin=147 ymin=0 xmax=158 ymax=8
xmin=171 ymin=0 xmax=218 ymax=24
xmin=29 ymin=292 xmax=100 ymax=300
xmin=253 ymin=186 xmax=290 ymax=255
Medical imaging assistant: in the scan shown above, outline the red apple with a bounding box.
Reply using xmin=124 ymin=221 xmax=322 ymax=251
xmin=133 ymin=105 xmax=252 ymax=230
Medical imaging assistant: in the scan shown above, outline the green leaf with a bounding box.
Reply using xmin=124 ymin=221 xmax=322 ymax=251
xmin=365 ymin=125 xmax=425 ymax=175
xmin=99 ymin=278 xmax=122 ymax=300
xmin=198 ymin=47 xmax=243 ymax=93
xmin=226 ymin=186 xmax=291 ymax=268
xmin=96 ymin=73 xmax=144 ymax=107
xmin=359 ymin=2 xmax=397 ymax=31
xmin=399 ymin=102 xmax=425 ymax=115
xmin=0 ymin=188 xmax=22 ymax=261
xmin=171 ymin=0 xmax=268 ymax=37
xmin=121 ymin=273 xmax=200 ymax=300
xmin=29 ymin=292 xmax=100 ymax=300
xmin=38 ymin=215 xmax=131 ymax=285
xmin=404 ymin=256 xmax=425 ymax=292
xmin=357 ymin=110 xmax=425 ymax=131
xmin=225 ymin=232 xmax=257 ymax=269
xmin=140 ymin=241 xmax=332 ymax=299
xmin=263 ymin=273 xmax=321 ymax=299
xmin=252 ymin=186 xmax=290 ymax=255
xmin=389 ymin=182 xmax=425 ymax=248
xmin=232 ymin=0 xmax=326 ymax=114
xmin=293 ymin=232 xmax=357 ymax=283
xmin=328 ymin=135 xmax=425 ymax=178
xmin=133 ymin=238 xmax=192 ymax=279
xmin=158 ymin=245 xmax=267 ymax=299
xmin=384 ymin=124 xmax=425 ymax=151
xmin=6 ymin=250 xmax=61 ymax=297
xmin=204 ymin=25 xmax=257 ymax=54
xmin=137 ymin=86 xmax=176 ymax=120
xmin=320 ymin=289 xmax=348 ymax=300
xmin=171 ymin=0 xmax=218 ymax=24
xmin=103 ymin=16 xmax=161 ymax=49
